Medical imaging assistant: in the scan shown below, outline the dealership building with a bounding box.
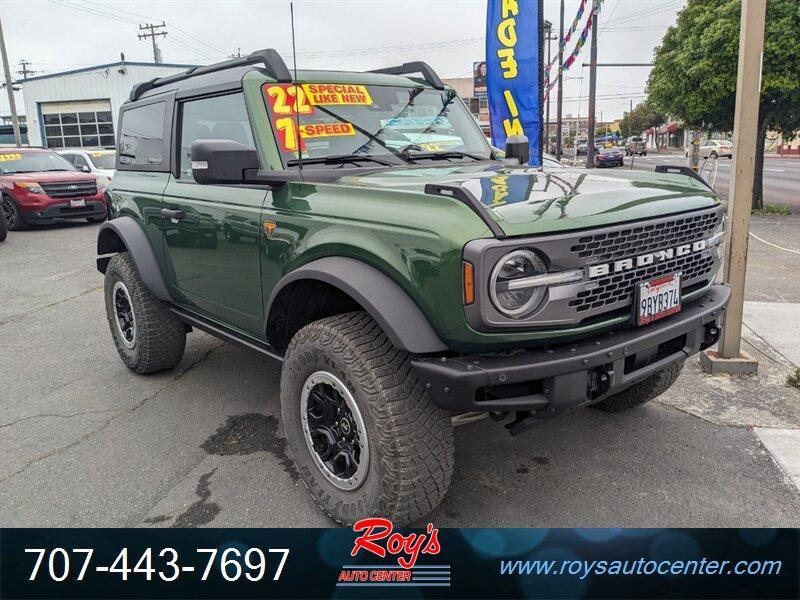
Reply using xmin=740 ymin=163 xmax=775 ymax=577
xmin=19 ymin=60 xmax=194 ymax=149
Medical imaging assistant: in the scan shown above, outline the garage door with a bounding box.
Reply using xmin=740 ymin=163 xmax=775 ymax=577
xmin=41 ymin=100 xmax=115 ymax=149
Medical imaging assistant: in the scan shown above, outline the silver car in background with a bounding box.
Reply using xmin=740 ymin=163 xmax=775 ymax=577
xmin=56 ymin=148 xmax=116 ymax=187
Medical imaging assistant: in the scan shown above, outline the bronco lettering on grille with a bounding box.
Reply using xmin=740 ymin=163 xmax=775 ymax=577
xmin=588 ymin=239 xmax=711 ymax=278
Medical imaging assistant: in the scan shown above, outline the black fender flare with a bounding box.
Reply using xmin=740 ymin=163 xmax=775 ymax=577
xmin=96 ymin=216 xmax=172 ymax=302
xmin=266 ymin=257 xmax=448 ymax=354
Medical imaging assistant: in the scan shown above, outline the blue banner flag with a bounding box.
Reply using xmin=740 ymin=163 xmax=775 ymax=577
xmin=486 ymin=0 xmax=542 ymax=165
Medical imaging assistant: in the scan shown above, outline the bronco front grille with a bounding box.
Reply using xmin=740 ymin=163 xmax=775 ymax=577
xmin=570 ymin=252 xmax=716 ymax=313
xmin=570 ymin=210 xmax=720 ymax=263
xmin=40 ymin=180 xmax=97 ymax=198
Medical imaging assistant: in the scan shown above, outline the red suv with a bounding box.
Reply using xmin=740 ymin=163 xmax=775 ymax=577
xmin=0 ymin=148 xmax=108 ymax=231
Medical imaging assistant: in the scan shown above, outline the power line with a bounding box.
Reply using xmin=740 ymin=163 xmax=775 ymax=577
xmin=49 ymin=0 xmax=223 ymax=63
xmin=599 ymin=0 xmax=622 ymax=35
xmin=88 ymin=0 xmax=228 ymax=56
xmin=600 ymin=0 xmax=682 ymax=28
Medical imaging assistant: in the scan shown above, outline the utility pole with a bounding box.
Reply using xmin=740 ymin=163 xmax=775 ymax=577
xmin=585 ymin=0 xmax=599 ymax=168
xmin=702 ymin=0 xmax=766 ymax=375
xmin=629 ymin=98 xmax=633 ymax=138
xmin=17 ymin=59 xmax=37 ymax=80
xmin=543 ymin=20 xmax=556 ymax=153
xmin=138 ymin=22 xmax=167 ymax=63
xmin=0 ymin=15 xmax=21 ymax=146
xmin=555 ymin=0 xmax=564 ymax=161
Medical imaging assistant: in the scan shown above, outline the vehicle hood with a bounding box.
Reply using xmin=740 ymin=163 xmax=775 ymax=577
xmin=336 ymin=162 xmax=719 ymax=237
xmin=1 ymin=171 xmax=97 ymax=184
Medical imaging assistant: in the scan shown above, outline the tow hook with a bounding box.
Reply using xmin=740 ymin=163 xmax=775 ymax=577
xmin=588 ymin=368 xmax=613 ymax=400
xmin=701 ymin=323 xmax=721 ymax=349
xmin=505 ymin=411 xmax=541 ymax=436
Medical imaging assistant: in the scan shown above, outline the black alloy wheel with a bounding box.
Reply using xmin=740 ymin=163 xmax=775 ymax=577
xmin=301 ymin=371 xmax=368 ymax=490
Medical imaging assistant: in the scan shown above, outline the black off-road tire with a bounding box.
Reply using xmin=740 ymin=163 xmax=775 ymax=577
xmin=104 ymin=253 xmax=186 ymax=374
xmin=2 ymin=195 xmax=29 ymax=231
xmin=281 ymin=311 xmax=454 ymax=526
xmin=592 ymin=360 xmax=685 ymax=412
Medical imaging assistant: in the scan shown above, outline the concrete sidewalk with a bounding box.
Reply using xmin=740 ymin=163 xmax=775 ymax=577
xmin=743 ymin=302 xmax=800 ymax=367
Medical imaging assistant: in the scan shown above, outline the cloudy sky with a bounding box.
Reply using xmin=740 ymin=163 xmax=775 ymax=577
xmin=1 ymin=0 xmax=683 ymax=121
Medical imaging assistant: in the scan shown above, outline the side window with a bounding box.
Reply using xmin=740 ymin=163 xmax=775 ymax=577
xmin=178 ymin=93 xmax=255 ymax=179
xmin=60 ymin=153 xmax=76 ymax=165
xmin=118 ymin=102 xmax=166 ymax=166
xmin=72 ymin=154 xmax=91 ymax=170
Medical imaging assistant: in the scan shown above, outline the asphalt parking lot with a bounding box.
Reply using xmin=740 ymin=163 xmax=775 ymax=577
xmin=1 ymin=219 xmax=798 ymax=528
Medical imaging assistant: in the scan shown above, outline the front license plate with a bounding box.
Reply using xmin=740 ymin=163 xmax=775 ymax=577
xmin=636 ymin=273 xmax=681 ymax=325
xmin=70 ymin=199 xmax=86 ymax=208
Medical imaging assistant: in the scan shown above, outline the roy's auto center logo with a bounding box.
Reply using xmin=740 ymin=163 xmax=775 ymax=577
xmin=336 ymin=518 xmax=451 ymax=588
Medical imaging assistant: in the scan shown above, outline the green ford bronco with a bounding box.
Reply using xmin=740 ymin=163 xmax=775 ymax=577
xmin=97 ymin=49 xmax=730 ymax=525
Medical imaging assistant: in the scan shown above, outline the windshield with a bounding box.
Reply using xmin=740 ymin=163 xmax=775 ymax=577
xmin=0 ymin=151 xmax=76 ymax=175
xmin=87 ymin=151 xmax=116 ymax=169
xmin=263 ymin=83 xmax=492 ymax=166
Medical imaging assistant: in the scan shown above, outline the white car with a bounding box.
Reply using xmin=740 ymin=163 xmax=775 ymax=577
xmin=56 ymin=148 xmax=116 ymax=186
xmin=686 ymin=139 xmax=733 ymax=159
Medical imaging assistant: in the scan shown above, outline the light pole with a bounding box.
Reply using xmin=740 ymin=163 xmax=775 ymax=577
xmin=0 ymin=15 xmax=22 ymax=146
xmin=555 ymin=0 xmax=565 ymax=160
xmin=702 ymin=0 xmax=766 ymax=375
xmin=585 ymin=0 xmax=599 ymax=168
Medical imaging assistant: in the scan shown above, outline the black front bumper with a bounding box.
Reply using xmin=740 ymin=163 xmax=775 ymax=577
xmin=412 ymin=284 xmax=730 ymax=415
xmin=22 ymin=200 xmax=106 ymax=223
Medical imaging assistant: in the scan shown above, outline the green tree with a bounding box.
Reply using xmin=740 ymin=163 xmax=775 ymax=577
xmin=646 ymin=0 xmax=800 ymax=210
xmin=620 ymin=100 xmax=667 ymax=139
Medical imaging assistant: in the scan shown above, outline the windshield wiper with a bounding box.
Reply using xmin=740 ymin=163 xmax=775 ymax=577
xmin=403 ymin=150 xmax=490 ymax=162
xmin=287 ymin=154 xmax=397 ymax=167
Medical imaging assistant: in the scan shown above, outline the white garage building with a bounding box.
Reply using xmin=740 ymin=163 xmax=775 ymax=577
xmin=19 ymin=60 xmax=195 ymax=149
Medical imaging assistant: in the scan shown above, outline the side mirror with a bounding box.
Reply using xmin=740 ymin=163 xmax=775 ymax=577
xmin=505 ymin=134 xmax=530 ymax=165
xmin=190 ymin=139 xmax=259 ymax=185
xmin=78 ymin=164 xmax=91 ymax=173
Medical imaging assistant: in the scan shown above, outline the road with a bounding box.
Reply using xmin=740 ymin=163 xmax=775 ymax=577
xmin=630 ymin=154 xmax=799 ymax=210
xmin=562 ymin=151 xmax=799 ymax=210
xmin=1 ymin=221 xmax=798 ymax=528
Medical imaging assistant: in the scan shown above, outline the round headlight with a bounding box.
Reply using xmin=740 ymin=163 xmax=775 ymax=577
xmin=490 ymin=249 xmax=547 ymax=318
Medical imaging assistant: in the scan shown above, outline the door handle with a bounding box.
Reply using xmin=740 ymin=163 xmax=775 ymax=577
xmin=161 ymin=208 xmax=184 ymax=221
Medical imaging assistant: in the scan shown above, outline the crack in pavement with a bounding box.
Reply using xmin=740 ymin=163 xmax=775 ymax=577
xmin=0 ymin=285 xmax=103 ymax=326
xmin=0 ymin=409 xmax=119 ymax=429
xmin=0 ymin=341 xmax=224 ymax=483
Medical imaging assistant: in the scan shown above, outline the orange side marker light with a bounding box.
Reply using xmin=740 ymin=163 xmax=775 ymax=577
xmin=463 ymin=261 xmax=475 ymax=305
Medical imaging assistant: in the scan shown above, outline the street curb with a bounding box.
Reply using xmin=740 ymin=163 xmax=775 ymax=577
xmin=754 ymin=428 xmax=800 ymax=493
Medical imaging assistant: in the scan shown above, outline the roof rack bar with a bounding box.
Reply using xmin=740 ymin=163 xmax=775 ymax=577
xmin=129 ymin=48 xmax=292 ymax=101
xmin=369 ymin=61 xmax=445 ymax=89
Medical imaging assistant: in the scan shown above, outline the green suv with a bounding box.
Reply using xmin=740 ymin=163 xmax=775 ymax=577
xmin=97 ymin=49 xmax=730 ymax=525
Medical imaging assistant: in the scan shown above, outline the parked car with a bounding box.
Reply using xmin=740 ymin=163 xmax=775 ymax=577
xmin=595 ymin=146 xmax=624 ymax=167
xmin=57 ymin=148 xmax=116 ymax=186
xmin=0 ymin=148 xmax=107 ymax=231
xmin=686 ymin=139 xmax=733 ymax=159
xmin=0 ymin=202 xmax=6 ymax=241
xmin=576 ymin=141 xmax=588 ymax=155
xmin=625 ymin=136 xmax=647 ymax=156
xmin=97 ymin=49 xmax=729 ymax=527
